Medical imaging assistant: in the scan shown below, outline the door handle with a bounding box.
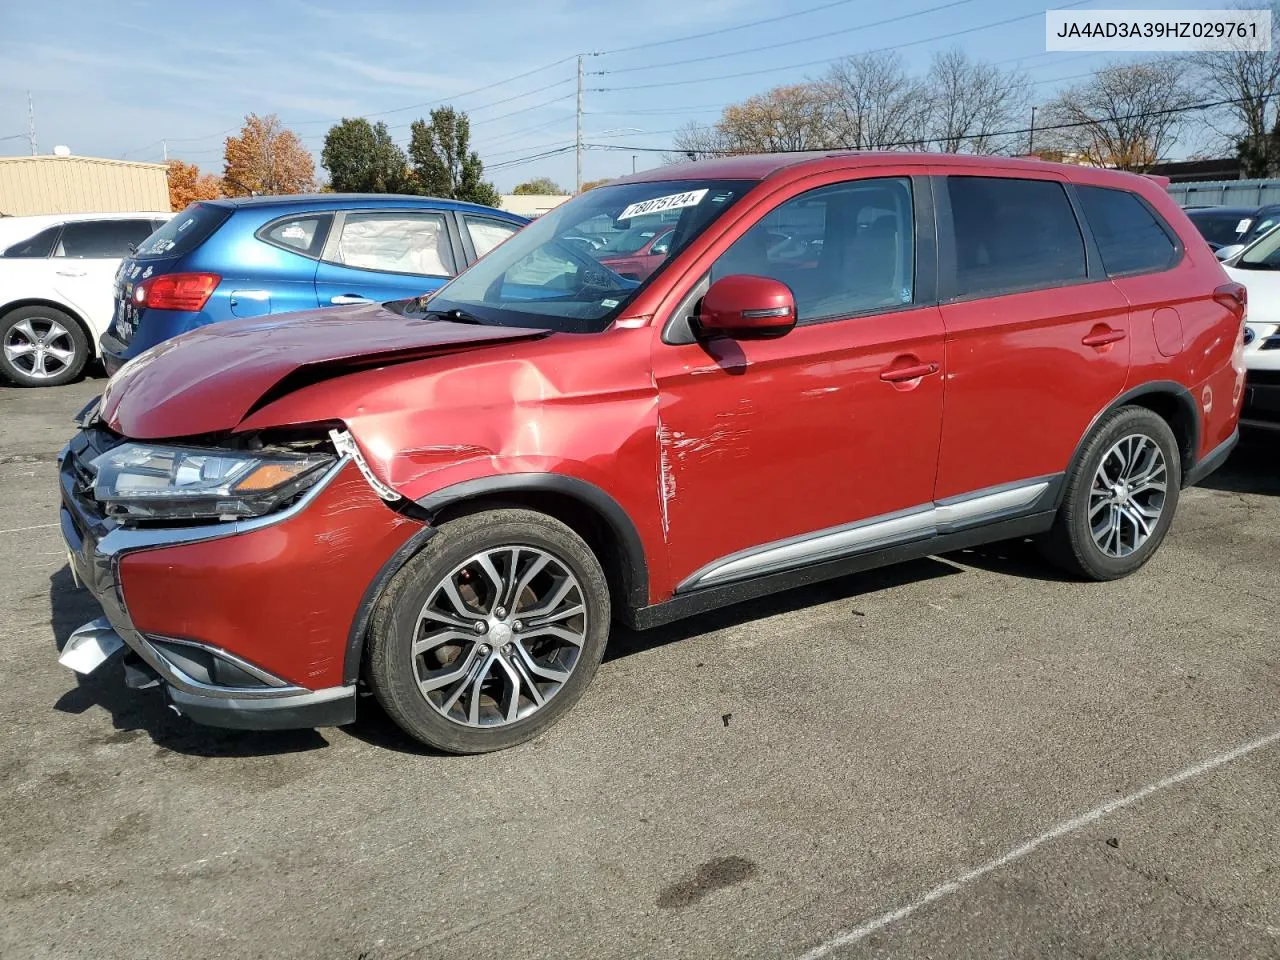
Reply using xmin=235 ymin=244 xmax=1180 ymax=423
xmin=880 ymin=361 xmax=939 ymax=383
xmin=330 ymin=294 xmax=372 ymax=305
xmin=1082 ymin=327 xmax=1126 ymax=347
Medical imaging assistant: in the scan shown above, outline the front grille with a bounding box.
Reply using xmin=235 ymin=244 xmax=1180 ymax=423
xmin=64 ymin=426 xmax=124 ymax=525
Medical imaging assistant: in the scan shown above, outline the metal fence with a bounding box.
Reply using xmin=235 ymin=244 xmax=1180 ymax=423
xmin=1167 ymin=179 xmax=1280 ymax=208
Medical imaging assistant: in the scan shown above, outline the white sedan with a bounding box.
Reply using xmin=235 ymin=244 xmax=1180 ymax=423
xmin=0 ymin=212 xmax=170 ymax=386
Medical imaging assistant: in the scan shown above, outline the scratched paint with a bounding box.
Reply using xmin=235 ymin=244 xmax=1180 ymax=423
xmin=656 ymin=416 xmax=676 ymax=541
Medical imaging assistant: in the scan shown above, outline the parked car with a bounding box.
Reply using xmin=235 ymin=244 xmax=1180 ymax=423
xmin=596 ymin=225 xmax=673 ymax=280
xmin=59 ymin=153 xmax=1243 ymax=753
xmin=1184 ymin=204 xmax=1280 ymax=259
xmin=1219 ymin=230 xmax=1280 ymax=428
xmin=99 ymin=194 xmax=527 ymax=375
xmin=0 ymin=212 xmax=170 ymax=386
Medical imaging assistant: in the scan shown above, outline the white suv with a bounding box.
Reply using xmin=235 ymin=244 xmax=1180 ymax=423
xmin=0 ymin=212 xmax=170 ymax=387
xmin=1222 ymin=232 xmax=1280 ymax=428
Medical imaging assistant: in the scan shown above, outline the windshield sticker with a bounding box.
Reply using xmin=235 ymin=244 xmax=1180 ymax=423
xmin=618 ymin=188 xmax=708 ymax=221
xmin=600 ymin=298 xmax=619 ymax=308
xmin=1237 ymin=218 xmax=1253 ymax=233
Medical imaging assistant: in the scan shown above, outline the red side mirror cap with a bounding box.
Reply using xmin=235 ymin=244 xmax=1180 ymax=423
xmin=698 ymin=275 xmax=797 ymax=340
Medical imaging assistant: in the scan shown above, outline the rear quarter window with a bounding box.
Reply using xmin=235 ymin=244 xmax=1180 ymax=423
xmin=134 ymin=203 xmax=231 ymax=259
xmin=1077 ymin=185 xmax=1179 ymax=276
xmin=2 ymin=224 xmax=60 ymax=258
xmin=256 ymin=214 xmax=332 ymax=258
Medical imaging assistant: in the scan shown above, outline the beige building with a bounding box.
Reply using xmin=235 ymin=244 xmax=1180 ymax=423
xmin=0 ymin=155 xmax=169 ymax=217
xmin=499 ymin=193 xmax=571 ymax=218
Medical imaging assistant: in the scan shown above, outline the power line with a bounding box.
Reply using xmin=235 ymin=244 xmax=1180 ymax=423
xmin=599 ymin=0 xmax=978 ymax=76
xmin=598 ymin=0 xmax=1095 ymax=93
xmin=594 ymin=0 xmax=865 ymax=56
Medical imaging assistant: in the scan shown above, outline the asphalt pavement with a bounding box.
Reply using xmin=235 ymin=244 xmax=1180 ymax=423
xmin=2 ymin=374 xmax=1278 ymax=959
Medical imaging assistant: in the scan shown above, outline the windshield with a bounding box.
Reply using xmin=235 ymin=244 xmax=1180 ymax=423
xmin=1234 ymin=220 xmax=1280 ymax=269
xmin=424 ymin=179 xmax=751 ymax=333
xmin=1187 ymin=210 xmax=1252 ymax=247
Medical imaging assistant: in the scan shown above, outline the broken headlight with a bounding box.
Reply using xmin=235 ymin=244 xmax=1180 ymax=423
xmin=88 ymin=443 xmax=335 ymax=522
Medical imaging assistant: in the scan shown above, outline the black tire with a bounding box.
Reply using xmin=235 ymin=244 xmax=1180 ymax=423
xmin=366 ymin=508 xmax=610 ymax=753
xmin=1043 ymin=406 xmax=1182 ymax=581
xmin=0 ymin=305 xmax=90 ymax=387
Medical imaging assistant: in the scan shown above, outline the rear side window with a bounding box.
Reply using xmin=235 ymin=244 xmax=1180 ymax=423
xmin=945 ymin=177 xmax=1086 ymax=299
xmin=134 ymin=203 xmax=231 ymax=259
xmin=1077 ymin=185 xmax=1178 ymax=276
xmin=463 ymin=215 xmax=519 ymax=257
xmin=258 ymin=214 xmax=332 ymax=258
xmin=2 ymin=225 xmax=60 ymax=258
xmin=55 ymin=220 xmax=155 ymax=258
xmin=327 ymin=211 xmax=456 ymax=276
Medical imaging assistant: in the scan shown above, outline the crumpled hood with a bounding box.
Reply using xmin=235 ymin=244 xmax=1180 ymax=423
xmin=98 ymin=303 xmax=548 ymax=439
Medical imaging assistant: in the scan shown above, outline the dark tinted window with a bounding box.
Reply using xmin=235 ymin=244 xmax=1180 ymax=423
xmin=2 ymin=225 xmax=61 ymax=258
xmin=946 ymin=177 xmax=1086 ymax=298
xmin=1186 ymin=210 xmax=1252 ymax=246
xmin=258 ymin=214 xmax=331 ymax=257
xmin=711 ymin=177 xmax=914 ymax=323
xmin=1078 ymin=185 xmax=1177 ymax=275
xmin=55 ymin=220 xmax=155 ymax=258
xmin=134 ymin=202 xmax=231 ymax=259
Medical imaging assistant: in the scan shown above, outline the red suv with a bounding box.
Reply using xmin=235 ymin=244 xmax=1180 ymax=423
xmin=58 ymin=153 xmax=1245 ymax=753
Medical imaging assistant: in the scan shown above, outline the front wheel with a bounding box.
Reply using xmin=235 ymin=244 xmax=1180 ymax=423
xmin=366 ymin=509 xmax=610 ymax=753
xmin=1043 ymin=406 xmax=1181 ymax=581
xmin=0 ymin=305 xmax=90 ymax=387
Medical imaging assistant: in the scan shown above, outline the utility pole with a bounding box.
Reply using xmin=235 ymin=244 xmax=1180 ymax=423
xmin=26 ymin=90 xmax=36 ymax=156
xmin=162 ymin=139 xmax=168 ymax=162
xmin=575 ymin=55 xmax=583 ymax=194
xmin=632 ymin=154 xmax=637 ymax=174
xmin=1028 ymin=105 xmax=1037 ymax=157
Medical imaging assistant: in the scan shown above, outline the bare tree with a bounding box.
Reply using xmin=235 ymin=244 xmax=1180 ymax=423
xmin=668 ymin=120 xmax=729 ymax=162
xmin=822 ymin=51 xmax=931 ymax=150
xmin=926 ymin=48 xmax=1031 ymax=155
xmin=1038 ymin=60 xmax=1196 ymax=171
xmin=668 ymin=83 xmax=836 ymax=162
xmin=1189 ymin=1 xmax=1280 ymax=175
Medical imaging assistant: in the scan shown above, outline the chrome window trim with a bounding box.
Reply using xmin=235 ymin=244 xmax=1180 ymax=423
xmin=678 ymin=476 xmax=1055 ymax=592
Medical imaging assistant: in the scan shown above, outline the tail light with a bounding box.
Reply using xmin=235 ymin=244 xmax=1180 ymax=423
xmin=133 ymin=272 xmax=220 ymax=312
xmin=1213 ymin=281 xmax=1247 ymax=322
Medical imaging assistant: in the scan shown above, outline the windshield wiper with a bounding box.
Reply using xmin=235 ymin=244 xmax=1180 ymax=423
xmin=427 ymin=307 xmax=484 ymax=324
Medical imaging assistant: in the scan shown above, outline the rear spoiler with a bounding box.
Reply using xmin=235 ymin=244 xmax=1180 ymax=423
xmin=1143 ymin=173 xmax=1172 ymax=189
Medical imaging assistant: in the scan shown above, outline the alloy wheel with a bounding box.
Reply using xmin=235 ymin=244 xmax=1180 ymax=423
xmin=411 ymin=546 xmax=587 ymax=728
xmin=3 ymin=317 xmax=77 ymax=380
xmin=1089 ymin=434 xmax=1167 ymax=559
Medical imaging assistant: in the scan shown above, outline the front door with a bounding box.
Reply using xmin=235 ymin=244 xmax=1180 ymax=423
xmin=651 ymin=174 xmax=947 ymax=591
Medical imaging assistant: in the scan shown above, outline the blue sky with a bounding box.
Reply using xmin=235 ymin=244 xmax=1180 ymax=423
xmin=0 ymin=0 xmax=1239 ymax=191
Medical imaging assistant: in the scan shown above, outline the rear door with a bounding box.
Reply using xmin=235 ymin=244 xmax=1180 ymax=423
xmin=50 ymin=219 xmax=156 ymax=338
xmin=933 ymin=173 xmax=1131 ymax=500
xmin=314 ymin=209 xmax=460 ymax=305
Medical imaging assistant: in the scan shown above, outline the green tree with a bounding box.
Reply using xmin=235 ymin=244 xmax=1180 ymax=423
xmin=512 ymin=176 xmax=566 ymax=195
xmin=408 ymin=106 xmax=501 ymax=206
xmin=321 ymin=118 xmax=410 ymax=193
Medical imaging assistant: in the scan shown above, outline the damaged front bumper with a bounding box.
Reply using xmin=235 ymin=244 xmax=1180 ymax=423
xmin=57 ymin=439 xmax=358 ymax=731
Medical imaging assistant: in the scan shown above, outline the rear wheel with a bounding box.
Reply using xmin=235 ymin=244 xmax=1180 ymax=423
xmin=366 ymin=509 xmax=610 ymax=753
xmin=1043 ymin=406 xmax=1181 ymax=580
xmin=0 ymin=305 xmax=89 ymax=387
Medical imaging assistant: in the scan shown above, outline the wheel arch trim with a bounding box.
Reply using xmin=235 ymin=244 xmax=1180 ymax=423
xmin=1062 ymin=381 xmax=1199 ymax=504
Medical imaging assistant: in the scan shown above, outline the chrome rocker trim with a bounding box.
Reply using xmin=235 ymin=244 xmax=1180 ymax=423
xmin=678 ymin=476 xmax=1055 ymax=592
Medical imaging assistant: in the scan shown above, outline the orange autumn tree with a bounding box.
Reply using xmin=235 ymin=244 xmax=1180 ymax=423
xmin=222 ymin=113 xmax=316 ymax=196
xmin=166 ymin=159 xmax=221 ymax=211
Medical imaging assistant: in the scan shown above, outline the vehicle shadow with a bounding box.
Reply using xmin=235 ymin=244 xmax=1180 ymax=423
xmin=344 ymin=557 xmax=965 ymax=756
xmin=49 ymin=565 xmax=328 ymax=758
xmin=1197 ymin=433 xmax=1279 ymax=496
xmin=941 ymin=537 xmax=1076 ymax=583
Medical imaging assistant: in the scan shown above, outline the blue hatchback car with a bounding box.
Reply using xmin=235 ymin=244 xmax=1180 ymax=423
xmin=101 ymin=194 xmax=527 ymax=374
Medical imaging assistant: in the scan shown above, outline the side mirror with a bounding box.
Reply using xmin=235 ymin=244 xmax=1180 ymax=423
xmin=697 ymin=275 xmax=796 ymax=340
xmin=1216 ymin=243 xmax=1244 ymax=261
